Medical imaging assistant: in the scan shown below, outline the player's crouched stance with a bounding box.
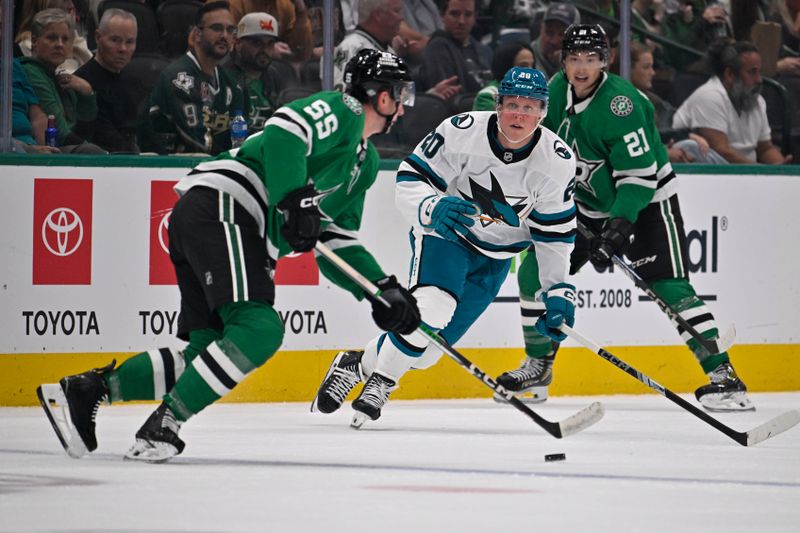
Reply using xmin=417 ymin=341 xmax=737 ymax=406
xmin=38 ymin=49 xmax=421 ymax=461
xmin=313 ymin=67 xmax=578 ymax=428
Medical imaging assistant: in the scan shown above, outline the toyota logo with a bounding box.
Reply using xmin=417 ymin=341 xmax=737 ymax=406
xmin=42 ymin=207 xmax=83 ymax=257
xmin=158 ymin=210 xmax=172 ymax=254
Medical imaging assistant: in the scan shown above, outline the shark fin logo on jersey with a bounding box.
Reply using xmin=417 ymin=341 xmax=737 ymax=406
xmin=459 ymin=172 xmax=527 ymax=227
xmin=554 ymin=139 xmax=571 ymax=159
xmin=610 ymin=95 xmax=633 ymax=117
xmin=451 ymin=114 xmax=474 ymax=129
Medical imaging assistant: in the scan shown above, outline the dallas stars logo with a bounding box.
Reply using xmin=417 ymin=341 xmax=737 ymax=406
xmin=459 ymin=172 xmax=527 ymax=227
xmin=572 ymin=140 xmax=604 ymax=196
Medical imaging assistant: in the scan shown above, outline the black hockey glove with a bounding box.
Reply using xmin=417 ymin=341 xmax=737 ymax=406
xmin=589 ymin=217 xmax=634 ymax=268
xmin=365 ymin=276 xmax=421 ymax=335
xmin=277 ymin=185 xmax=323 ymax=253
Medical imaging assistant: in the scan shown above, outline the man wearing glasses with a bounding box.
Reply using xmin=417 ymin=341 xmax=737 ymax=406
xmin=139 ymin=1 xmax=244 ymax=155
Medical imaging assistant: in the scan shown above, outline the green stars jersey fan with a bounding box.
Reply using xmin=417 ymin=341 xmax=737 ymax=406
xmin=174 ymin=90 xmax=385 ymax=297
xmin=139 ymin=51 xmax=244 ymax=155
xmin=543 ymin=71 xmax=678 ymax=223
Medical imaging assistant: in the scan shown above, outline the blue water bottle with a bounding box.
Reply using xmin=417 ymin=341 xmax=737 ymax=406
xmin=45 ymin=115 xmax=58 ymax=147
xmin=230 ymin=110 xmax=248 ymax=148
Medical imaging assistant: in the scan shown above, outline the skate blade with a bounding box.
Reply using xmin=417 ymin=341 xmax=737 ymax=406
xmin=492 ymin=387 xmax=548 ymax=405
xmin=310 ymin=351 xmax=348 ymax=413
xmin=37 ymin=384 xmax=88 ymax=459
xmin=124 ymin=439 xmax=180 ymax=464
xmin=350 ymin=412 xmax=369 ymax=429
xmin=699 ymin=392 xmax=756 ymax=413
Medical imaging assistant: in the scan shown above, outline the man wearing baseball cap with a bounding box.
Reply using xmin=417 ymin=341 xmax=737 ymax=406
xmin=531 ymin=2 xmax=580 ymax=78
xmin=224 ymin=12 xmax=290 ymax=132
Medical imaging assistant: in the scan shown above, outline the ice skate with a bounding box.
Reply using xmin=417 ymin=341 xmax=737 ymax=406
xmin=124 ymin=403 xmax=185 ymax=463
xmin=351 ymin=372 xmax=396 ymax=429
xmin=493 ymin=355 xmax=555 ymax=404
xmin=311 ymin=350 xmax=364 ymax=414
xmin=37 ymin=360 xmax=115 ymax=458
xmin=695 ymin=362 xmax=755 ymax=412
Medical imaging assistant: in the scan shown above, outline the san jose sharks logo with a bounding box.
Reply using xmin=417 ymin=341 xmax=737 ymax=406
xmin=459 ymin=172 xmax=528 ymax=227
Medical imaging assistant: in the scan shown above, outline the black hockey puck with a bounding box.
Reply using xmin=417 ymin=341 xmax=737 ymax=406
xmin=544 ymin=453 xmax=566 ymax=462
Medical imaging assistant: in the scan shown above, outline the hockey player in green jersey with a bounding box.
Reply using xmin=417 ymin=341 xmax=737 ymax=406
xmin=37 ymin=49 xmax=421 ymax=463
xmin=496 ymin=24 xmax=754 ymax=413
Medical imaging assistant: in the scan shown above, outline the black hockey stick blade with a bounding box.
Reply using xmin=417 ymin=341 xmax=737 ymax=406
xmin=574 ymin=222 xmax=729 ymax=357
xmin=563 ymin=324 xmax=800 ymax=446
xmin=314 ymin=242 xmax=604 ymax=439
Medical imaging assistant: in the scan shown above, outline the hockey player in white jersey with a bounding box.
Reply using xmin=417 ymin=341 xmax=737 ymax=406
xmin=312 ymin=66 xmax=579 ymax=427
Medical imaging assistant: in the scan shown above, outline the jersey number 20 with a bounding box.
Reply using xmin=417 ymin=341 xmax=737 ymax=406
xmin=304 ymin=100 xmax=339 ymax=139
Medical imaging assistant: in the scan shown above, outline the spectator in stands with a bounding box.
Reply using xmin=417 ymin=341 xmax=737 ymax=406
xmin=662 ymin=1 xmax=735 ymax=71
xmin=227 ymin=0 xmax=314 ymax=62
xmin=305 ymin=0 xmax=346 ymax=57
xmin=628 ymin=41 xmax=717 ymax=163
xmin=16 ymin=0 xmax=93 ymax=73
xmin=2 ymin=5 xmax=57 ymax=153
xmin=530 ymin=2 xmax=580 ymax=79
xmin=672 ymin=40 xmax=792 ymax=164
xmin=473 ymin=41 xmax=534 ymax=111
xmin=396 ymin=0 xmax=443 ymax=62
xmin=224 ymin=12 xmax=286 ymax=132
xmin=771 ymin=0 xmax=800 ymax=76
xmin=631 ymin=0 xmax=666 ymax=39
xmin=332 ymin=0 xmax=461 ymax=99
xmin=331 ymin=0 xmax=406 ymax=91
xmin=74 ymin=8 xmax=139 ymax=153
xmin=20 ymin=8 xmax=104 ymax=153
xmin=419 ymin=0 xmax=491 ymax=93
xmin=139 ymin=1 xmax=245 ymax=155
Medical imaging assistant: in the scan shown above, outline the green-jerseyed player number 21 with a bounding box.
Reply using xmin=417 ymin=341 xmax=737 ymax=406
xmin=623 ymin=127 xmax=651 ymax=157
xmin=304 ymin=99 xmax=339 ymax=139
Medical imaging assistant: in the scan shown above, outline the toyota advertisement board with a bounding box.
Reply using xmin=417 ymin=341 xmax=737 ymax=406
xmin=1 ymin=163 xmax=798 ymax=354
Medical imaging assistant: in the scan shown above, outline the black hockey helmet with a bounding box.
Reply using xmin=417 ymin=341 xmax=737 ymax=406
xmin=561 ymin=24 xmax=609 ymax=63
xmin=344 ymin=49 xmax=415 ymax=107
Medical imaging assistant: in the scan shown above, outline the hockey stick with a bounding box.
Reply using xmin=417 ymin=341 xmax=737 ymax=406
xmin=315 ymin=241 xmax=604 ymax=438
xmin=562 ymin=324 xmax=800 ymax=446
xmin=575 ymin=222 xmax=735 ymax=357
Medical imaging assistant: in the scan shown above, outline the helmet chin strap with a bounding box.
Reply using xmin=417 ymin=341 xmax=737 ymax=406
xmin=375 ymin=99 xmax=401 ymax=135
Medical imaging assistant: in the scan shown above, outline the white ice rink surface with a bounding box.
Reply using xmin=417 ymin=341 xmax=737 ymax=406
xmin=2 ymin=393 xmax=799 ymax=533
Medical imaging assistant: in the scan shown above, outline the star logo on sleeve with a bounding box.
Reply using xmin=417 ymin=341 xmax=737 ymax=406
xmin=459 ymin=172 xmax=527 ymax=227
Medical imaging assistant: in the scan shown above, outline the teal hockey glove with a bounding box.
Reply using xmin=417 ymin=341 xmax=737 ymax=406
xmin=419 ymin=195 xmax=477 ymax=242
xmin=589 ymin=217 xmax=634 ymax=268
xmin=535 ymin=283 xmax=576 ymax=342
